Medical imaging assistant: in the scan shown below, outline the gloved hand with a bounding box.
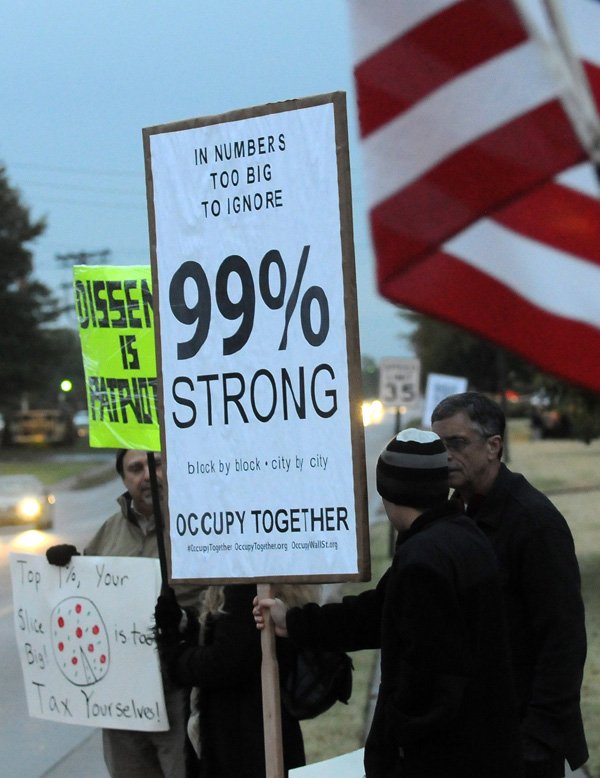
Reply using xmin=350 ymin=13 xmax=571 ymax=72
xmin=158 ymin=640 xmax=197 ymax=686
xmin=46 ymin=544 xmax=80 ymax=566
xmin=154 ymin=586 xmax=186 ymax=643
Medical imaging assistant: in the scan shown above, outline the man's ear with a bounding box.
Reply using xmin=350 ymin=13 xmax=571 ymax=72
xmin=487 ymin=434 xmax=503 ymax=460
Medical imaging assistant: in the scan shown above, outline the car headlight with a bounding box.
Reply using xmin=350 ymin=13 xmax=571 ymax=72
xmin=362 ymin=399 xmax=385 ymax=426
xmin=17 ymin=497 xmax=42 ymax=520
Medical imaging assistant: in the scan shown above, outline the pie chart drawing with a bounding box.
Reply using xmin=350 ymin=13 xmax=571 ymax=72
xmin=51 ymin=597 xmax=110 ymax=686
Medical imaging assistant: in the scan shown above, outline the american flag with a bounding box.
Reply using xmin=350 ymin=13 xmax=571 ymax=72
xmin=350 ymin=0 xmax=600 ymax=392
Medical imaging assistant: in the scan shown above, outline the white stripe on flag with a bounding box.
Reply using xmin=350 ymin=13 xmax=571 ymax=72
xmin=349 ymin=0 xmax=459 ymax=64
xmin=362 ymin=42 xmax=561 ymax=207
xmin=445 ymin=219 xmax=600 ymax=327
xmin=556 ymin=162 xmax=600 ymax=196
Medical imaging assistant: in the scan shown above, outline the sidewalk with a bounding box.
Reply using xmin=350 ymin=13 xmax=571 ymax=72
xmin=41 ymin=730 xmax=107 ymax=778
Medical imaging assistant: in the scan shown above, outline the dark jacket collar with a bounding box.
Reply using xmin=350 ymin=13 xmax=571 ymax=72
xmin=117 ymin=491 xmax=150 ymax=527
xmin=397 ymin=500 xmax=463 ymax=547
xmin=453 ymin=463 xmax=513 ymax=529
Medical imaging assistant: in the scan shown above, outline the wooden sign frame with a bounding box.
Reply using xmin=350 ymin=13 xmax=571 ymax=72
xmin=143 ymin=92 xmax=369 ymax=586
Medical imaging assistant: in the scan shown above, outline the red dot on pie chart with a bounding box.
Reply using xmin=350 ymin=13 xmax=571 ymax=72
xmin=100 ymin=655 xmax=107 ymax=664
xmin=57 ymin=616 xmax=64 ymax=628
xmin=76 ymin=627 xmax=83 ymax=638
xmin=88 ymin=644 xmax=94 ymax=652
xmin=75 ymin=603 xmax=82 ymax=614
xmin=92 ymin=625 xmax=99 ymax=635
xmin=71 ymin=657 xmax=78 ymax=665
xmin=58 ymin=642 xmax=64 ymax=651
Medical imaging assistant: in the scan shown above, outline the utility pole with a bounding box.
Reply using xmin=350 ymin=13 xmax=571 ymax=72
xmin=55 ymin=249 xmax=111 ymax=320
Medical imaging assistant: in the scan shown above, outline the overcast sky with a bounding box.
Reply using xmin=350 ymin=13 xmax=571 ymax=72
xmin=0 ymin=0 xmax=414 ymax=361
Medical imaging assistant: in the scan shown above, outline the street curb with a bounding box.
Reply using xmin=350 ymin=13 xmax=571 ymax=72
xmin=53 ymin=463 xmax=116 ymax=492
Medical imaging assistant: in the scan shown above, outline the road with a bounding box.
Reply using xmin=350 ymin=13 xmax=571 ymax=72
xmin=0 ymin=419 xmax=396 ymax=777
xmin=0 ymin=473 xmax=122 ymax=777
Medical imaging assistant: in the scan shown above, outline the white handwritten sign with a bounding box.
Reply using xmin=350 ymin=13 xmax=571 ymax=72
xmin=9 ymin=553 xmax=168 ymax=731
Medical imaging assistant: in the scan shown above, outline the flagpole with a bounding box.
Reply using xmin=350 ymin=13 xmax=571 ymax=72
xmin=539 ymin=0 xmax=600 ymax=187
xmin=512 ymin=0 xmax=600 ymax=166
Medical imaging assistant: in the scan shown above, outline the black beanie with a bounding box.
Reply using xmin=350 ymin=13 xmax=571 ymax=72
xmin=376 ymin=428 xmax=449 ymax=508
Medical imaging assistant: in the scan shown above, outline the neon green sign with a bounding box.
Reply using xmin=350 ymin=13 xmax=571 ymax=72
xmin=73 ymin=265 xmax=160 ymax=451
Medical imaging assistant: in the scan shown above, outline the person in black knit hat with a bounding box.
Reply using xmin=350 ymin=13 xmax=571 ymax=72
xmin=255 ymin=428 xmax=525 ymax=778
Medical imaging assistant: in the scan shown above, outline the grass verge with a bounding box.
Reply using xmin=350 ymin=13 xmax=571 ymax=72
xmin=0 ymin=447 xmax=114 ymax=487
xmin=509 ymin=435 xmax=600 ymax=778
xmin=300 ymin=519 xmax=389 ymax=763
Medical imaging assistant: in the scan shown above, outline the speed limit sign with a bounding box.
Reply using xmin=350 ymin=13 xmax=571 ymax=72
xmin=379 ymin=358 xmax=421 ymax=407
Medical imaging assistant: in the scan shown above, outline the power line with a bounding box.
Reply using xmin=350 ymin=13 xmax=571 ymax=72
xmin=55 ymin=250 xmax=111 ymax=266
xmin=8 ymin=161 xmax=140 ymax=178
xmin=17 ymin=180 xmax=144 ymax=196
xmin=29 ymin=197 xmax=145 ymax=210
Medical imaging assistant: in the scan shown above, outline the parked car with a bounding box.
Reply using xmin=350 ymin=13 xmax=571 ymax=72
xmin=6 ymin=409 xmax=75 ymax=446
xmin=72 ymin=409 xmax=89 ymax=439
xmin=0 ymin=474 xmax=55 ymax=530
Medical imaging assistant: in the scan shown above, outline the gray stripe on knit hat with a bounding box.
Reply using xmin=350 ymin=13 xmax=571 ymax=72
xmin=379 ymin=449 xmax=448 ymax=469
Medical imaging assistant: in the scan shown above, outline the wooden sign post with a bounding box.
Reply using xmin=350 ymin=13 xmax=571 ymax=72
xmin=257 ymin=583 xmax=285 ymax=778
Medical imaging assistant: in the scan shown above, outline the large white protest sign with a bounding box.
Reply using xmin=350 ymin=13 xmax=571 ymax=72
xmin=290 ymin=748 xmax=365 ymax=777
xmin=10 ymin=553 xmax=168 ymax=731
xmin=144 ymin=93 xmax=368 ymax=583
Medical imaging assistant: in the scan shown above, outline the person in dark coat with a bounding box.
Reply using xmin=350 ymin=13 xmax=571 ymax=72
xmin=255 ymin=429 xmax=524 ymax=778
xmin=155 ymin=581 xmax=318 ymax=778
xmin=431 ymin=392 xmax=588 ymax=778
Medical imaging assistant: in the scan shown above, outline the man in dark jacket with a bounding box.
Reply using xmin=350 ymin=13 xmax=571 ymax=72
xmin=431 ymin=392 xmax=588 ymax=778
xmin=255 ymin=429 xmax=523 ymax=778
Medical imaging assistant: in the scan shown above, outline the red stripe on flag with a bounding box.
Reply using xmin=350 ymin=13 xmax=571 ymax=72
xmin=495 ymin=182 xmax=600 ymax=266
xmin=352 ymin=0 xmax=600 ymax=390
xmin=371 ymin=101 xmax=586 ymax=280
xmin=355 ymin=0 xmax=526 ymax=137
xmin=583 ymin=61 xmax=600 ymax=104
xmin=379 ymin=251 xmax=600 ymax=392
